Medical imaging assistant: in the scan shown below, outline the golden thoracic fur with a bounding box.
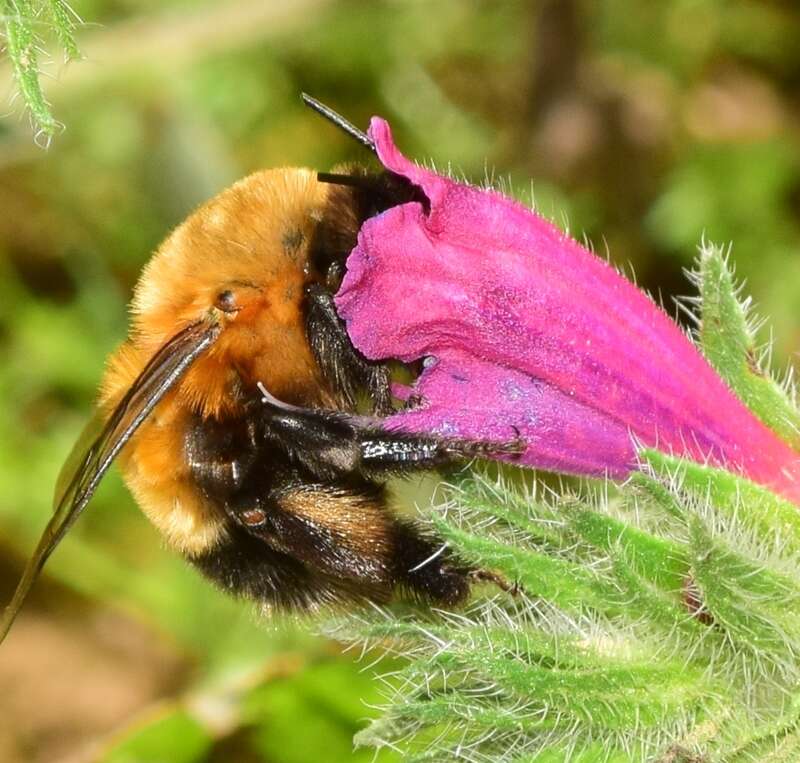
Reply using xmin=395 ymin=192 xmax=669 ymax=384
xmin=104 ymin=168 xmax=333 ymax=417
xmin=100 ymin=168 xmax=340 ymax=555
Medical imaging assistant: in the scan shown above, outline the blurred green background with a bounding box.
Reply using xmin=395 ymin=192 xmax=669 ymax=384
xmin=1 ymin=1 xmax=799 ymax=761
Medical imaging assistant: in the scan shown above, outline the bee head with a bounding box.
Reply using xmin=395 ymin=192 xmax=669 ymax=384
xmin=103 ymin=168 xmax=338 ymax=419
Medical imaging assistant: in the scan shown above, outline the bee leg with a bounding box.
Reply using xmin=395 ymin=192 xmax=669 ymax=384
xmin=357 ymin=430 xmax=526 ymax=478
xmin=255 ymin=392 xmax=525 ymax=480
xmin=385 ymin=517 xmax=471 ymax=606
xmin=244 ymin=403 xmax=519 ymax=605
xmin=304 ymin=282 xmax=393 ymax=415
xmin=469 ymin=568 xmax=523 ymax=596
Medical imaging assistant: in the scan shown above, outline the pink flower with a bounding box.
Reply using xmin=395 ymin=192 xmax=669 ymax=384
xmin=335 ymin=118 xmax=800 ymax=504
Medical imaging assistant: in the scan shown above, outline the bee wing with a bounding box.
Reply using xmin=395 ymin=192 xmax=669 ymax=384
xmin=0 ymin=321 xmax=221 ymax=644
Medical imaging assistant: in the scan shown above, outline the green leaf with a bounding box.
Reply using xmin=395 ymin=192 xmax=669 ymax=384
xmin=99 ymin=706 xmax=213 ymax=763
xmin=696 ymin=242 xmax=800 ymax=448
xmin=3 ymin=0 xmax=58 ymax=138
xmin=2 ymin=0 xmax=83 ymax=139
xmin=47 ymin=0 xmax=81 ymax=61
xmin=565 ymin=504 xmax=690 ymax=603
xmin=243 ymin=659 xmax=400 ymax=763
xmin=721 ymin=695 xmax=800 ymax=762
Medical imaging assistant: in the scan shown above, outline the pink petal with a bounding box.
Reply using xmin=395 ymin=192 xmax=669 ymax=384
xmin=335 ymin=118 xmax=800 ymax=504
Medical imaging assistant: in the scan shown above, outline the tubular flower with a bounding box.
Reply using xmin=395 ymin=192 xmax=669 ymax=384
xmin=335 ymin=118 xmax=800 ymax=504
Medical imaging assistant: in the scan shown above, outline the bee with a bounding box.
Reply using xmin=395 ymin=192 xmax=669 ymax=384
xmin=0 ymin=97 xmax=518 ymax=641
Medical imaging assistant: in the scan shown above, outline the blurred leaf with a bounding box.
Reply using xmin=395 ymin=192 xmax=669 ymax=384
xmin=647 ymin=140 xmax=798 ymax=258
xmin=101 ymin=706 xmax=213 ymax=763
xmin=244 ymin=658 xmax=400 ymax=763
xmin=2 ymin=0 xmax=84 ymax=139
xmin=100 ymin=656 xmax=400 ymax=763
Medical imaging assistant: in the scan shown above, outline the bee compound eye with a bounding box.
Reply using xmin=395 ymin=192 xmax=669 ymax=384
xmin=241 ymin=508 xmax=267 ymax=527
xmin=214 ymin=289 xmax=237 ymax=313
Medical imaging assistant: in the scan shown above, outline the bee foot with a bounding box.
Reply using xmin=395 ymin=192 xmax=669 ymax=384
xmin=469 ymin=568 xmax=523 ymax=596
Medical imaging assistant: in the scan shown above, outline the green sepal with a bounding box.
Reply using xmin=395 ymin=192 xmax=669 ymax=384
xmin=641 ymin=449 xmax=800 ymax=556
xmin=345 ymin=461 xmax=800 ymax=761
xmin=696 ymin=243 xmax=800 ymax=448
xmin=723 ymin=696 xmax=800 ymax=763
xmin=689 ymin=517 xmax=800 ymax=673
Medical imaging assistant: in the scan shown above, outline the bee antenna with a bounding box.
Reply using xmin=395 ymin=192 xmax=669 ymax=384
xmin=316 ymin=172 xmax=371 ymax=188
xmin=301 ymin=93 xmax=377 ymax=154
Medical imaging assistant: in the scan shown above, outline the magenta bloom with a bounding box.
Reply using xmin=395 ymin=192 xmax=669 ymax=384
xmin=334 ymin=118 xmax=800 ymax=504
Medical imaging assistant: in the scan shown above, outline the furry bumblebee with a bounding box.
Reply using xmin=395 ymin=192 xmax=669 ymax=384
xmin=0 ymin=97 xmax=518 ymax=641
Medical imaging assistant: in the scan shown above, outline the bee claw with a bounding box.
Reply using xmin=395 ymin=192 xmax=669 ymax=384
xmin=403 ymin=393 xmax=426 ymax=411
xmin=469 ymin=568 xmax=523 ymax=596
xmin=503 ymin=426 xmax=527 ymax=459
